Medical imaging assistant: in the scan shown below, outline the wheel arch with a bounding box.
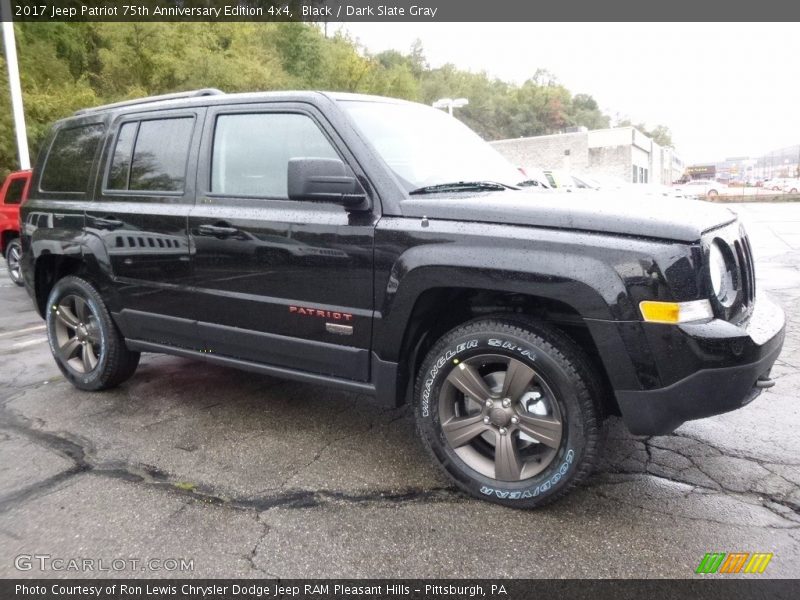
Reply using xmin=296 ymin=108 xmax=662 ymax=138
xmin=385 ymin=285 xmax=620 ymax=418
xmin=33 ymin=254 xmax=88 ymax=317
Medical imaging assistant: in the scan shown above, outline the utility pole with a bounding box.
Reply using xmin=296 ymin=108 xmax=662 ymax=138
xmin=1 ymin=0 xmax=30 ymax=170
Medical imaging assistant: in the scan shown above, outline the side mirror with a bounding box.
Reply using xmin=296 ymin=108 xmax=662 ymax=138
xmin=287 ymin=158 xmax=368 ymax=209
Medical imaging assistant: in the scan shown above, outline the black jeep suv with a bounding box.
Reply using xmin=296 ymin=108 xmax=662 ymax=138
xmin=19 ymin=90 xmax=785 ymax=507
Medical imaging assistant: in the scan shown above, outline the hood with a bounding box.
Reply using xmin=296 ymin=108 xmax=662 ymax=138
xmin=401 ymin=189 xmax=736 ymax=242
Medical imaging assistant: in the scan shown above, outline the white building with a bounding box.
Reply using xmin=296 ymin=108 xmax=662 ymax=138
xmin=491 ymin=126 xmax=684 ymax=185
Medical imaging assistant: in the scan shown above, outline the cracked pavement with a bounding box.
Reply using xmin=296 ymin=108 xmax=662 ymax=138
xmin=0 ymin=202 xmax=798 ymax=578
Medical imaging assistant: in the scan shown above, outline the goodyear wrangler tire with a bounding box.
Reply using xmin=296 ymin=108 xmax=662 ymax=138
xmin=46 ymin=276 xmax=140 ymax=391
xmin=414 ymin=317 xmax=601 ymax=508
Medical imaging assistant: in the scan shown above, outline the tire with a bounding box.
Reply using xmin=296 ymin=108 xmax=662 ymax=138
xmin=5 ymin=239 xmax=24 ymax=286
xmin=45 ymin=275 xmax=140 ymax=391
xmin=790 ymin=188 xmax=798 ymax=194
xmin=707 ymin=189 xmax=718 ymax=198
xmin=414 ymin=317 xmax=601 ymax=508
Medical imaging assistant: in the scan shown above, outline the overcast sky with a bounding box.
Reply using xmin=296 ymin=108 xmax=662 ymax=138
xmin=341 ymin=22 xmax=800 ymax=164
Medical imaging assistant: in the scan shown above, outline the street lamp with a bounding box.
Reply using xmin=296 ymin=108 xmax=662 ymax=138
xmin=432 ymin=97 xmax=469 ymax=116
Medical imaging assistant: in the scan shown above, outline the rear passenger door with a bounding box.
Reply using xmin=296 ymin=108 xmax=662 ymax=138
xmin=86 ymin=109 xmax=203 ymax=347
xmin=188 ymin=103 xmax=377 ymax=381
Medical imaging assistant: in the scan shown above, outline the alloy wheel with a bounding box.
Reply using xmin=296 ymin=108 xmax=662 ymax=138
xmin=52 ymin=294 xmax=103 ymax=374
xmin=438 ymin=354 xmax=563 ymax=481
xmin=6 ymin=243 xmax=22 ymax=284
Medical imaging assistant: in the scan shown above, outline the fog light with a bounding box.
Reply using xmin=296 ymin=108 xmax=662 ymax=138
xmin=639 ymin=300 xmax=714 ymax=324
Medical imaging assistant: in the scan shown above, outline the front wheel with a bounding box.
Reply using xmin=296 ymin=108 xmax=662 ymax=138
xmin=5 ymin=239 xmax=23 ymax=286
xmin=46 ymin=275 xmax=140 ymax=391
xmin=414 ymin=318 xmax=601 ymax=508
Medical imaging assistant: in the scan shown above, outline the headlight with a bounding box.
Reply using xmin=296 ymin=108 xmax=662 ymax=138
xmin=708 ymin=240 xmax=736 ymax=307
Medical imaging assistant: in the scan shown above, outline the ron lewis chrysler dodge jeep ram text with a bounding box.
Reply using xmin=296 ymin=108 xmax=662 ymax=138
xmin=19 ymin=90 xmax=785 ymax=507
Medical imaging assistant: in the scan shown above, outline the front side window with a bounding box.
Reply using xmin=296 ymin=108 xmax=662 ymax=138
xmin=41 ymin=124 xmax=104 ymax=193
xmin=107 ymin=117 xmax=194 ymax=193
xmin=211 ymin=113 xmax=339 ymax=198
xmin=4 ymin=178 xmax=27 ymax=204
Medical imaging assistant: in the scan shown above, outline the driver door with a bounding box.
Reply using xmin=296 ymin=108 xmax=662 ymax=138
xmin=188 ymin=103 xmax=377 ymax=381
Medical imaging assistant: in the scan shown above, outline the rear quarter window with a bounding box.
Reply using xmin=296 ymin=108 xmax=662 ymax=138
xmin=106 ymin=117 xmax=195 ymax=193
xmin=40 ymin=124 xmax=105 ymax=193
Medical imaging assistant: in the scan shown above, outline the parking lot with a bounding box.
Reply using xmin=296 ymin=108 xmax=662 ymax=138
xmin=0 ymin=202 xmax=798 ymax=579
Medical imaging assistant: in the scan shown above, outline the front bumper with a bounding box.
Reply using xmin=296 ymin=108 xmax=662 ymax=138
xmin=615 ymin=295 xmax=785 ymax=435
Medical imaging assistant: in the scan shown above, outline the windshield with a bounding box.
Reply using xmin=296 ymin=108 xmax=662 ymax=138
xmin=340 ymin=100 xmax=524 ymax=192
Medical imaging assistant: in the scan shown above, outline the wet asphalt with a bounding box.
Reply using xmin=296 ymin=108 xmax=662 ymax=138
xmin=0 ymin=202 xmax=798 ymax=579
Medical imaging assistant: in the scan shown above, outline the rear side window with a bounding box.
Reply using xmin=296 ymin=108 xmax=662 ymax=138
xmin=41 ymin=124 xmax=104 ymax=193
xmin=211 ymin=113 xmax=338 ymax=198
xmin=4 ymin=178 xmax=26 ymax=204
xmin=107 ymin=117 xmax=194 ymax=193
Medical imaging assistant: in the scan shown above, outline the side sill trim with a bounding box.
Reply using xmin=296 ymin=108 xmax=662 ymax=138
xmin=125 ymin=339 xmax=377 ymax=396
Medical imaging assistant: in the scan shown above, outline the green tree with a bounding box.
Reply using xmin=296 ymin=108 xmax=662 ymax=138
xmin=0 ymin=22 xmax=673 ymax=177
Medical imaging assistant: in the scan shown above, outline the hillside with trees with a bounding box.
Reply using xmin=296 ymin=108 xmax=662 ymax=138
xmin=0 ymin=22 xmax=668 ymax=176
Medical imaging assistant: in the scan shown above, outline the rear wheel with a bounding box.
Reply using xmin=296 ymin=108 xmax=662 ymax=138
xmin=5 ymin=239 xmax=23 ymax=286
xmin=46 ymin=276 xmax=140 ymax=391
xmin=414 ymin=317 xmax=601 ymax=508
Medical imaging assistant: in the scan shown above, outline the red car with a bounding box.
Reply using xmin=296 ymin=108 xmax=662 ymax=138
xmin=0 ymin=169 xmax=32 ymax=286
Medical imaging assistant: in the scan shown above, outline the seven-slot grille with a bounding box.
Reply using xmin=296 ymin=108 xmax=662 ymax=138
xmin=707 ymin=222 xmax=757 ymax=323
xmin=735 ymin=230 xmax=756 ymax=307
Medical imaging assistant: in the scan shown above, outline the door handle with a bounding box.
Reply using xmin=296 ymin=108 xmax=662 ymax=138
xmin=91 ymin=216 xmax=125 ymax=229
xmin=197 ymin=223 xmax=239 ymax=237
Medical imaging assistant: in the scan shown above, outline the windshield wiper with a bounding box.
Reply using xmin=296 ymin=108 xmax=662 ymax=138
xmin=409 ymin=181 xmax=516 ymax=195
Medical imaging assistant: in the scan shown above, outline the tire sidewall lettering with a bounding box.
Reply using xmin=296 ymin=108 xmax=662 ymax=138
xmin=421 ymin=336 xmax=540 ymax=418
xmin=421 ymin=338 xmax=479 ymax=417
xmin=478 ymin=448 xmax=575 ymax=500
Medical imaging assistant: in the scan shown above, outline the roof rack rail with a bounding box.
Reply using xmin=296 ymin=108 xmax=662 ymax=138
xmin=74 ymin=88 xmax=224 ymax=116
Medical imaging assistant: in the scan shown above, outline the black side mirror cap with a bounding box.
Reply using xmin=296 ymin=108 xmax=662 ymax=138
xmin=287 ymin=158 xmax=369 ymax=209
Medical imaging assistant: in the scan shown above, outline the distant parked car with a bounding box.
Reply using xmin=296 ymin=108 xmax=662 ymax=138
xmin=516 ymin=166 xmax=552 ymax=189
xmin=673 ymin=179 xmax=727 ymax=198
xmin=583 ymin=174 xmax=686 ymax=199
xmin=763 ymin=178 xmax=792 ymax=191
xmin=542 ymin=170 xmax=598 ymax=191
xmin=781 ymin=179 xmax=800 ymax=194
xmin=0 ymin=169 xmax=32 ymax=285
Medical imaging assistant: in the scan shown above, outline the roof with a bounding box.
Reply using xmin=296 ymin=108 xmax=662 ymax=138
xmin=72 ymin=89 xmax=407 ymax=118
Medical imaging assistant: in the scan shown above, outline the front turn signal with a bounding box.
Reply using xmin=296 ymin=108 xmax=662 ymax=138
xmin=639 ymin=300 xmax=714 ymax=324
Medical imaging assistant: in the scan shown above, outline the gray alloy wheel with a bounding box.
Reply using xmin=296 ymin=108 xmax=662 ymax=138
xmin=46 ymin=275 xmax=140 ymax=391
xmin=439 ymin=354 xmax=563 ymax=481
xmin=415 ymin=317 xmax=601 ymax=508
xmin=5 ymin=239 xmax=23 ymax=286
xmin=52 ymin=294 xmax=104 ymax=374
